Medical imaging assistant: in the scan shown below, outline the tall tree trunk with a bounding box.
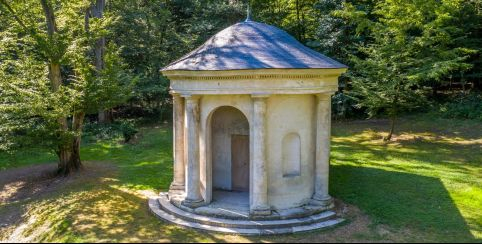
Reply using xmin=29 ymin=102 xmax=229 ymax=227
xmin=90 ymin=0 xmax=110 ymax=124
xmin=41 ymin=0 xmax=81 ymax=174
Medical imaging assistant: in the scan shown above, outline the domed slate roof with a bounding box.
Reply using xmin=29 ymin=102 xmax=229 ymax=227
xmin=162 ymin=20 xmax=347 ymax=71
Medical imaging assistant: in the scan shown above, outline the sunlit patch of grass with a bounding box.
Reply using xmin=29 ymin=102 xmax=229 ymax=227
xmin=4 ymin=187 xmax=215 ymax=242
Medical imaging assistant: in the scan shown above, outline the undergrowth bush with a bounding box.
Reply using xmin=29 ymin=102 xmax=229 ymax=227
xmin=438 ymin=92 xmax=482 ymax=121
xmin=332 ymin=92 xmax=365 ymax=120
xmin=83 ymin=119 xmax=138 ymax=143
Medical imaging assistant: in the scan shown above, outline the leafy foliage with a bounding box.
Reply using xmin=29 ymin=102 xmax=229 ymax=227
xmin=0 ymin=0 xmax=133 ymax=163
xmin=109 ymin=0 xmax=245 ymax=119
xmin=438 ymin=92 xmax=482 ymax=121
xmin=334 ymin=0 xmax=477 ymax=139
xmin=1 ymin=0 xmax=481 ymax=153
xmin=331 ymin=92 xmax=361 ymax=120
xmin=83 ymin=119 xmax=138 ymax=143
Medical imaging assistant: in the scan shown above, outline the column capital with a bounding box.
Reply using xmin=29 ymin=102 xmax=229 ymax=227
xmin=251 ymin=93 xmax=270 ymax=99
xmin=316 ymin=93 xmax=334 ymax=101
xmin=181 ymin=94 xmax=200 ymax=100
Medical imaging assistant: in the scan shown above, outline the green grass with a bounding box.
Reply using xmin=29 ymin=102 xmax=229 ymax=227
xmin=1 ymin=126 xmax=174 ymax=190
xmin=0 ymin=116 xmax=481 ymax=242
xmin=0 ymin=148 xmax=57 ymax=170
xmin=330 ymin=116 xmax=482 ymax=242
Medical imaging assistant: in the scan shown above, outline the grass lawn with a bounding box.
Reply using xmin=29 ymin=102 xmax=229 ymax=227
xmin=0 ymin=115 xmax=480 ymax=242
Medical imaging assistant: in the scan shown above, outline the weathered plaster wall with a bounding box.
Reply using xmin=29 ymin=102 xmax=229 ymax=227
xmin=266 ymin=94 xmax=316 ymax=209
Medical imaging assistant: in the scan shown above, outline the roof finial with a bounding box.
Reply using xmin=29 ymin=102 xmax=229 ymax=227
xmin=245 ymin=3 xmax=251 ymax=22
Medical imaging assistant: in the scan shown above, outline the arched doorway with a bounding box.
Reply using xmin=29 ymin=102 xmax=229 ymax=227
xmin=210 ymin=106 xmax=250 ymax=207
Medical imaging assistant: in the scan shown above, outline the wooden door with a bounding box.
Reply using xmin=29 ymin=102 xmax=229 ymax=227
xmin=231 ymin=135 xmax=250 ymax=192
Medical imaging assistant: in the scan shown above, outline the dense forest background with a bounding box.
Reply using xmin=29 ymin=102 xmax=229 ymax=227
xmin=0 ymin=0 xmax=481 ymax=173
xmin=112 ymin=0 xmax=482 ymax=118
xmin=113 ymin=0 xmax=482 ymax=123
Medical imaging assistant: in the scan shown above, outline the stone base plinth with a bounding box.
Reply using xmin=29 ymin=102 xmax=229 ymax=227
xmin=148 ymin=192 xmax=344 ymax=235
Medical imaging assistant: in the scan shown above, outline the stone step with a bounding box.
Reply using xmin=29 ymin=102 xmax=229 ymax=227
xmin=157 ymin=193 xmax=337 ymax=229
xmin=168 ymin=191 xmax=331 ymax=221
xmin=149 ymin=197 xmax=345 ymax=235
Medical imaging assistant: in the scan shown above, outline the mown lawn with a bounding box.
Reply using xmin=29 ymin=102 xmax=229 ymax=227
xmin=0 ymin=116 xmax=480 ymax=242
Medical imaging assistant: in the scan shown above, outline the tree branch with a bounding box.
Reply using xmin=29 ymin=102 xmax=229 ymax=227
xmin=39 ymin=0 xmax=57 ymax=37
xmin=0 ymin=0 xmax=30 ymax=32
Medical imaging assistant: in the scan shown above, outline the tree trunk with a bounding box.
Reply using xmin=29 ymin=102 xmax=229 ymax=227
xmin=90 ymin=0 xmax=109 ymax=123
xmin=295 ymin=0 xmax=301 ymax=40
xmin=70 ymin=112 xmax=85 ymax=170
xmin=98 ymin=109 xmax=113 ymax=123
xmin=41 ymin=0 xmax=82 ymax=175
xmin=384 ymin=117 xmax=396 ymax=141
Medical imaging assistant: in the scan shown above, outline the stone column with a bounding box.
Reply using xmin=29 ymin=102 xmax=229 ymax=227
xmin=250 ymin=94 xmax=271 ymax=216
xmin=169 ymin=94 xmax=185 ymax=192
xmin=311 ymin=93 xmax=333 ymax=208
xmin=182 ymin=95 xmax=204 ymax=207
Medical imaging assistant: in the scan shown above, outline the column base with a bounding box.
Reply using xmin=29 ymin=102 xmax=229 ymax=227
xmin=309 ymin=194 xmax=334 ymax=208
xmin=250 ymin=205 xmax=272 ymax=216
xmin=181 ymin=198 xmax=205 ymax=208
xmin=169 ymin=182 xmax=185 ymax=192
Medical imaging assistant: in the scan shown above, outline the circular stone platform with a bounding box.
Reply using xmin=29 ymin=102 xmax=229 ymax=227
xmin=149 ymin=192 xmax=345 ymax=235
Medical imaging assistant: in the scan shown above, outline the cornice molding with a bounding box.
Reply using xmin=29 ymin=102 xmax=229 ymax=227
xmin=168 ymin=74 xmax=335 ymax=81
xmin=162 ymin=68 xmax=347 ymax=81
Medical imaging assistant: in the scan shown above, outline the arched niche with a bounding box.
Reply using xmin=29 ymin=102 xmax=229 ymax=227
xmin=282 ymin=133 xmax=301 ymax=178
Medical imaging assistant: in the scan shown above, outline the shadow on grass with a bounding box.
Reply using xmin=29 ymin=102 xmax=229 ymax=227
xmin=331 ymin=165 xmax=475 ymax=242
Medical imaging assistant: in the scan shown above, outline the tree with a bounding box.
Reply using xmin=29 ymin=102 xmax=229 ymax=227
xmin=458 ymin=0 xmax=482 ymax=90
xmin=109 ymin=0 xmax=245 ymax=120
xmin=87 ymin=0 xmax=111 ymax=124
xmin=251 ymin=0 xmax=319 ymax=44
xmin=0 ymin=0 xmax=131 ymax=174
xmin=342 ymin=0 xmax=475 ymax=140
xmin=350 ymin=45 xmax=427 ymax=141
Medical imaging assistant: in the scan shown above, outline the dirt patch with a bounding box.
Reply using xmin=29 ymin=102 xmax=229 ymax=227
xmin=245 ymin=198 xmax=416 ymax=243
xmin=0 ymin=162 xmax=116 ymax=205
xmin=204 ymin=199 xmax=389 ymax=243
xmin=0 ymin=164 xmax=58 ymax=204
xmin=0 ymin=162 xmax=117 ymax=237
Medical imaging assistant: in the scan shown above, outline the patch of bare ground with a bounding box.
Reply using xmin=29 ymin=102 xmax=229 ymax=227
xmin=0 ymin=161 xmax=117 ymax=239
xmin=211 ymin=199 xmax=416 ymax=243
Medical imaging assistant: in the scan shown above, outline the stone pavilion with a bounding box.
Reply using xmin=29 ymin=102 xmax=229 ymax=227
xmin=149 ymin=18 xmax=347 ymax=235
